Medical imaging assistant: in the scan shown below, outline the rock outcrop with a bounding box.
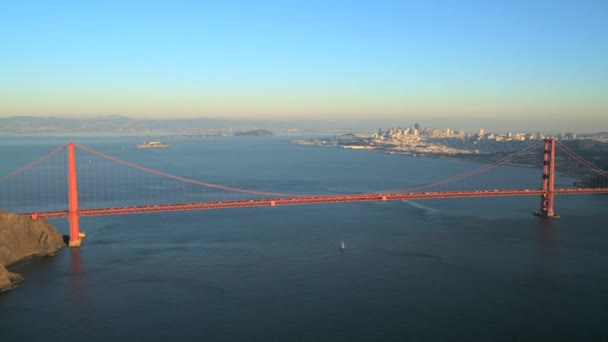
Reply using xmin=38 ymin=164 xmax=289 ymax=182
xmin=0 ymin=264 xmax=24 ymax=291
xmin=0 ymin=211 xmax=64 ymax=292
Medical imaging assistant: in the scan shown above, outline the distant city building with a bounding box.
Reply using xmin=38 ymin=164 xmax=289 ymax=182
xmin=366 ymin=123 xmax=579 ymax=159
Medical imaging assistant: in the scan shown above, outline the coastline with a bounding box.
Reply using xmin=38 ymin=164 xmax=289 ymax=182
xmin=291 ymin=139 xmax=596 ymax=185
xmin=292 ymin=139 xmax=505 ymax=165
xmin=0 ymin=211 xmax=65 ymax=292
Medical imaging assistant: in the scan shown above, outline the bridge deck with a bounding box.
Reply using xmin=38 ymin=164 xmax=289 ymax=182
xmin=27 ymin=188 xmax=608 ymax=219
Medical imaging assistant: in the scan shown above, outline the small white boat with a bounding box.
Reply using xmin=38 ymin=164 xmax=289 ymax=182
xmin=340 ymin=241 xmax=346 ymax=250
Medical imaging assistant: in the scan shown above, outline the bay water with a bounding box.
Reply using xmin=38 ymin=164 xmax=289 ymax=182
xmin=1 ymin=134 xmax=607 ymax=341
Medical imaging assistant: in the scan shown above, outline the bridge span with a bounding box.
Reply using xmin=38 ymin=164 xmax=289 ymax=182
xmin=2 ymin=138 xmax=606 ymax=247
xmin=30 ymin=188 xmax=608 ymax=219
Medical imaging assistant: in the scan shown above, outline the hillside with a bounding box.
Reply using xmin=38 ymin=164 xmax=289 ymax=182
xmin=0 ymin=211 xmax=64 ymax=292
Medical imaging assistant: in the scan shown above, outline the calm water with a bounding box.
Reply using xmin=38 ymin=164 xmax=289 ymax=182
xmin=1 ymin=135 xmax=607 ymax=341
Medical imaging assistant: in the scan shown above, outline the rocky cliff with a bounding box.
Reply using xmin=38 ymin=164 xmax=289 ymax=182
xmin=0 ymin=211 xmax=64 ymax=292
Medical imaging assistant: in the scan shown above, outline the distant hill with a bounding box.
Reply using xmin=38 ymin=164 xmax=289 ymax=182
xmin=0 ymin=116 xmax=236 ymax=133
xmin=562 ymin=139 xmax=608 ymax=170
xmin=233 ymin=129 xmax=274 ymax=136
xmin=582 ymin=132 xmax=608 ymax=138
xmin=0 ymin=115 xmax=382 ymax=133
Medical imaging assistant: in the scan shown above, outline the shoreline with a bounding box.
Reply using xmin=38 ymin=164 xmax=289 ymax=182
xmin=292 ymin=139 xmax=527 ymax=165
xmin=291 ymin=139 xmax=601 ymax=186
xmin=0 ymin=212 xmax=65 ymax=293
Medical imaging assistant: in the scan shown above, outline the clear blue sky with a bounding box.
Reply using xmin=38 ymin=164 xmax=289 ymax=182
xmin=1 ymin=0 xmax=606 ymax=130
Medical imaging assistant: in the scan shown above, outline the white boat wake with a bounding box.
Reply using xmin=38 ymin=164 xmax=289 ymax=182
xmin=401 ymin=200 xmax=439 ymax=215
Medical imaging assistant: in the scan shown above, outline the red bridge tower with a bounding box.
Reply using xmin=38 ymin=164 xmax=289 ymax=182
xmin=535 ymin=137 xmax=560 ymax=218
xmin=67 ymin=142 xmax=85 ymax=246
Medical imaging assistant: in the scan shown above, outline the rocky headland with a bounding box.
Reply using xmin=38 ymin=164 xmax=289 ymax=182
xmin=0 ymin=211 xmax=64 ymax=292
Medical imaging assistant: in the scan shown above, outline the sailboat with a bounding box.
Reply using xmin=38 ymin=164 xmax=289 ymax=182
xmin=340 ymin=241 xmax=346 ymax=251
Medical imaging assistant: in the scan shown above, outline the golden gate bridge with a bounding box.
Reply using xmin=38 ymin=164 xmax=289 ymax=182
xmin=1 ymin=138 xmax=607 ymax=247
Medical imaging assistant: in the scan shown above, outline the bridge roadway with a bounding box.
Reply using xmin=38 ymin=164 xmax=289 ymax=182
xmin=29 ymin=188 xmax=608 ymax=219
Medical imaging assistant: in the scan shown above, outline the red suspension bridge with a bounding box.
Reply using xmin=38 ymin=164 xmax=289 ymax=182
xmin=1 ymin=138 xmax=607 ymax=247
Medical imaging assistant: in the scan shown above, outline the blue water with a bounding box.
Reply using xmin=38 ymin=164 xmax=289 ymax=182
xmin=1 ymin=135 xmax=607 ymax=341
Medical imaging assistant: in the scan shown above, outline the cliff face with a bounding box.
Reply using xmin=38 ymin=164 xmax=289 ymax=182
xmin=0 ymin=211 xmax=64 ymax=292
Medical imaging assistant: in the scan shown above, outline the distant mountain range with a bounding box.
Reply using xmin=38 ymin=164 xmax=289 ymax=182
xmin=0 ymin=116 xmax=238 ymax=133
xmin=0 ymin=115 xmax=374 ymax=134
xmin=2 ymin=115 xmax=606 ymax=136
xmin=233 ymin=129 xmax=274 ymax=136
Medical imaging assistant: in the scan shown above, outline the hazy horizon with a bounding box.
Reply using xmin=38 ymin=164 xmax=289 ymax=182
xmin=1 ymin=114 xmax=606 ymax=134
xmin=1 ymin=1 xmax=607 ymax=132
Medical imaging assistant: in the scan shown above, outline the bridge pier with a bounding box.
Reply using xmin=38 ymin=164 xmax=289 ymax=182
xmin=535 ymin=138 xmax=560 ymax=218
xmin=68 ymin=212 xmax=83 ymax=247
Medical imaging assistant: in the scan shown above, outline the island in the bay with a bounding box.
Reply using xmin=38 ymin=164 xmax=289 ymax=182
xmin=233 ymin=129 xmax=274 ymax=137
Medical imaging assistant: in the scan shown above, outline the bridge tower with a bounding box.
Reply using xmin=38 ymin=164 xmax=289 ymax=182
xmin=67 ymin=142 xmax=85 ymax=246
xmin=535 ymin=137 xmax=559 ymax=218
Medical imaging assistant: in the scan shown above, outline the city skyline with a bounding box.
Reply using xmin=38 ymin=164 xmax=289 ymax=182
xmin=1 ymin=1 xmax=607 ymax=131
